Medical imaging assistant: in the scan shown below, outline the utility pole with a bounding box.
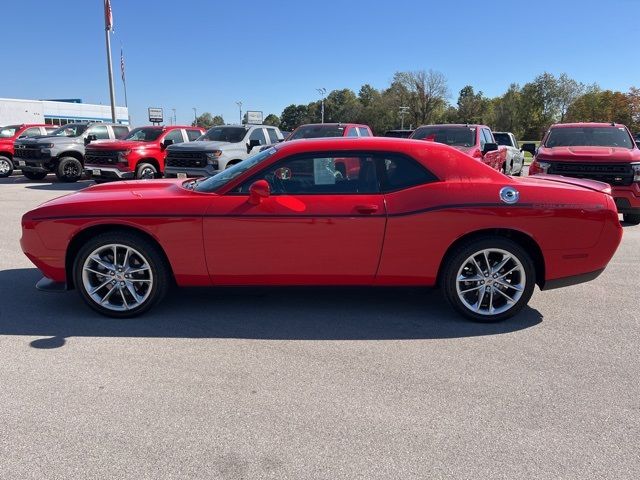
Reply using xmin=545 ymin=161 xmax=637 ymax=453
xmin=172 ymin=108 xmax=176 ymax=125
xmin=103 ymin=0 xmax=116 ymax=122
xmin=193 ymin=107 xmax=197 ymax=126
xmin=236 ymin=101 xmax=243 ymax=124
xmin=317 ymin=88 xmax=327 ymax=123
xmin=399 ymin=106 xmax=410 ymax=130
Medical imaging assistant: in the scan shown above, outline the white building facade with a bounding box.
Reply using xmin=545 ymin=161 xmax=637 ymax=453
xmin=0 ymin=97 xmax=129 ymax=126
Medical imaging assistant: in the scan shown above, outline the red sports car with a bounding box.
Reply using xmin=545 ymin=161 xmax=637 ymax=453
xmin=20 ymin=137 xmax=622 ymax=322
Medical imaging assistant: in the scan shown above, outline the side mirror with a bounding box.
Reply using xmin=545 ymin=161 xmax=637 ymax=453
xmin=248 ymin=179 xmax=270 ymax=205
xmin=521 ymin=143 xmax=537 ymax=155
xmin=85 ymin=134 xmax=98 ymax=145
xmin=247 ymin=138 xmax=261 ymax=153
xmin=482 ymin=142 xmax=498 ymax=155
xmin=162 ymin=139 xmax=174 ymax=150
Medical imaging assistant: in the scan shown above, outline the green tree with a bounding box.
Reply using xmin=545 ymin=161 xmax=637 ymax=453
xmin=279 ymin=104 xmax=310 ymax=132
xmin=393 ymin=70 xmax=449 ymax=126
xmin=192 ymin=113 xmax=223 ymax=128
xmin=455 ymin=85 xmax=490 ymax=124
xmin=263 ymin=114 xmax=280 ymax=127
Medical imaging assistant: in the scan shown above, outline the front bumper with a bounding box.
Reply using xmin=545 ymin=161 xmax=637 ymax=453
xmin=85 ymin=166 xmax=134 ymax=180
xmin=164 ymin=165 xmax=220 ymax=178
xmin=612 ymin=183 xmax=640 ymax=214
xmin=15 ymin=158 xmax=51 ymax=173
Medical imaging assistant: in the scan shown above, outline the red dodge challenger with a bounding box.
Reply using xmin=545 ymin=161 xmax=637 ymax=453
xmin=20 ymin=137 xmax=622 ymax=322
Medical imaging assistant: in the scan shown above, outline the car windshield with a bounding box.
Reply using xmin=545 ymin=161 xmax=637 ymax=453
xmin=493 ymin=133 xmax=513 ymax=146
xmin=289 ymin=125 xmax=346 ymax=139
xmin=0 ymin=125 xmax=20 ymax=138
xmin=49 ymin=124 xmax=88 ymax=137
xmin=199 ymin=127 xmax=246 ymax=143
xmin=125 ymin=127 xmax=164 ymax=142
xmin=545 ymin=126 xmax=634 ymax=148
xmin=194 ymin=147 xmax=277 ymax=193
xmin=411 ymin=126 xmax=476 ymax=147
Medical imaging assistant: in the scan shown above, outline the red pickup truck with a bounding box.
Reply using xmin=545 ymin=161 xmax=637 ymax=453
xmin=0 ymin=124 xmax=57 ymax=177
xmin=287 ymin=123 xmax=373 ymax=139
xmin=524 ymin=122 xmax=640 ymax=224
xmin=410 ymin=124 xmax=507 ymax=171
xmin=84 ymin=125 xmax=204 ymax=181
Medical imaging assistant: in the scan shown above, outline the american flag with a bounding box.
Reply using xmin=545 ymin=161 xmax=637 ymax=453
xmin=104 ymin=0 xmax=113 ymax=32
xmin=120 ymin=48 xmax=125 ymax=82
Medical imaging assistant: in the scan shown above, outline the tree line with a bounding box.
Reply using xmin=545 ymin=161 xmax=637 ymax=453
xmin=193 ymin=71 xmax=640 ymax=140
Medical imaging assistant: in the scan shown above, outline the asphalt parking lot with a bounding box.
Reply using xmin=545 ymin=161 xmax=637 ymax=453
xmin=0 ymin=174 xmax=638 ymax=480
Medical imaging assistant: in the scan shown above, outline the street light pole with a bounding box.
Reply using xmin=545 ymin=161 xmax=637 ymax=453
xmin=316 ymin=88 xmax=327 ymax=123
xmin=193 ymin=107 xmax=197 ymax=126
xmin=236 ymin=101 xmax=243 ymax=124
xmin=399 ymin=106 xmax=410 ymax=130
xmin=172 ymin=108 xmax=176 ymax=125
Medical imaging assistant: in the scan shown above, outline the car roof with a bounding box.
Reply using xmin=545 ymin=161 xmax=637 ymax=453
xmin=295 ymin=122 xmax=370 ymax=128
xmin=416 ymin=124 xmax=487 ymax=129
xmin=550 ymin=122 xmax=628 ymax=128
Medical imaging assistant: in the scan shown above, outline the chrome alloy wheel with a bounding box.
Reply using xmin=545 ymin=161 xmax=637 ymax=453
xmin=455 ymin=248 xmax=525 ymax=316
xmin=139 ymin=167 xmax=155 ymax=179
xmin=81 ymin=244 xmax=153 ymax=312
xmin=0 ymin=158 xmax=11 ymax=175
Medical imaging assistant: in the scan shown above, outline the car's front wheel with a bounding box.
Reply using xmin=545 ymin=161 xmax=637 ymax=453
xmin=0 ymin=156 xmax=13 ymax=178
xmin=56 ymin=157 xmax=83 ymax=182
xmin=442 ymin=237 xmax=535 ymax=322
xmin=73 ymin=231 xmax=170 ymax=318
xmin=136 ymin=162 xmax=157 ymax=180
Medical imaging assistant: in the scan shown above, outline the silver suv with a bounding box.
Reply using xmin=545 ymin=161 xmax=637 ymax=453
xmin=14 ymin=122 xmax=130 ymax=182
xmin=164 ymin=124 xmax=283 ymax=177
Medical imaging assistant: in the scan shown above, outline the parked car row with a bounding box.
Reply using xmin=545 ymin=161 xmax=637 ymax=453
xmin=0 ymin=124 xmax=57 ymax=177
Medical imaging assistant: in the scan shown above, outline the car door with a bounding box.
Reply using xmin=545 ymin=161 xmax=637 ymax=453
xmin=203 ymin=151 xmax=387 ymax=285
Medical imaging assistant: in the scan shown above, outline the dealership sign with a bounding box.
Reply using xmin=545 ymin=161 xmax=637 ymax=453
xmin=246 ymin=111 xmax=263 ymax=125
xmin=148 ymin=107 xmax=164 ymax=123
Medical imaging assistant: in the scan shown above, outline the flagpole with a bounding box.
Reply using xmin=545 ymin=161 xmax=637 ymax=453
xmin=120 ymin=47 xmax=130 ymax=125
xmin=104 ymin=0 xmax=117 ymax=123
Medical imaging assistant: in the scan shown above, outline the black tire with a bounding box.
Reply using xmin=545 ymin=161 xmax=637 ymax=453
xmin=623 ymin=213 xmax=640 ymax=225
xmin=23 ymin=171 xmax=47 ymax=181
xmin=225 ymin=160 xmax=242 ymax=169
xmin=72 ymin=231 xmax=171 ymax=318
xmin=0 ymin=155 xmax=13 ymax=178
xmin=56 ymin=156 xmax=83 ymax=182
xmin=441 ymin=236 xmax=536 ymax=323
xmin=136 ymin=162 xmax=158 ymax=180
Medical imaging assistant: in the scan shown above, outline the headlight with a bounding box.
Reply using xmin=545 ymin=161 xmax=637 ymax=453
xmin=205 ymin=151 xmax=222 ymax=168
xmin=40 ymin=143 xmax=54 ymax=149
xmin=536 ymin=161 xmax=551 ymax=174
xmin=632 ymin=163 xmax=640 ymax=182
xmin=117 ymin=149 xmax=131 ymax=163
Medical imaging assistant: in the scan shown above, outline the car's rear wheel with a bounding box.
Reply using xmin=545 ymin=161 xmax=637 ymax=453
xmin=73 ymin=231 xmax=170 ymax=318
xmin=23 ymin=171 xmax=47 ymax=180
xmin=623 ymin=213 xmax=640 ymax=225
xmin=442 ymin=237 xmax=535 ymax=322
xmin=56 ymin=157 xmax=83 ymax=182
xmin=0 ymin=156 xmax=13 ymax=177
xmin=136 ymin=162 xmax=157 ymax=180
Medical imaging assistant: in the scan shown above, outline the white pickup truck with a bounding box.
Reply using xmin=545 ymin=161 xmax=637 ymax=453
xmin=493 ymin=132 xmax=525 ymax=176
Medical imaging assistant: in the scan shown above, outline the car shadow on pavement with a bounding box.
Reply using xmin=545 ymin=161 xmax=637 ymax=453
xmin=0 ymin=268 xmax=542 ymax=349
xmin=0 ymin=175 xmax=93 ymax=191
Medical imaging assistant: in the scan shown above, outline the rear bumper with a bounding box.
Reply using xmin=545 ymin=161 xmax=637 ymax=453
xmin=85 ymin=166 xmax=134 ymax=180
xmin=612 ymin=184 xmax=640 ymax=214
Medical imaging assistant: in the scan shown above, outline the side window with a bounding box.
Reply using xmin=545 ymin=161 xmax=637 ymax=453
xmin=511 ymin=135 xmax=519 ymax=149
xmin=44 ymin=127 xmax=57 ymax=135
xmin=483 ymin=129 xmax=495 ymax=144
xmin=249 ymin=128 xmax=267 ymax=145
xmin=358 ymin=127 xmax=371 ymax=137
xmin=237 ymin=153 xmax=379 ymax=194
xmin=186 ymin=129 xmax=202 ymax=141
xmin=267 ymin=128 xmax=280 ymax=144
xmin=346 ymin=127 xmax=359 ymax=137
xmin=20 ymin=127 xmax=42 ymax=138
xmin=113 ymin=126 xmax=130 ymax=139
xmin=379 ymin=154 xmax=438 ymax=192
xmin=87 ymin=125 xmax=110 ymax=139
xmin=164 ymin=129 xmax=185 ymax=144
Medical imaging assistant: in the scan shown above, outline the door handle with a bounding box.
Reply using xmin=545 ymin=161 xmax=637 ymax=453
xmin=355 ymin=204 xmax=379 ymax=214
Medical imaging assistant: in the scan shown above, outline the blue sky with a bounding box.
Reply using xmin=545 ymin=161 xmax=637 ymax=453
xmin=3 ymin=0 xmax=638 ymax=126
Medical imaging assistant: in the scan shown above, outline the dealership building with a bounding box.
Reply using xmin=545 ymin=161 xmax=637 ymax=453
xmin=0 ymin=97 xmax=129 ymax=126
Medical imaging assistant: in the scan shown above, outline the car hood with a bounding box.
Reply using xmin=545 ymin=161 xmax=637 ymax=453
xmin=25 ymin=179 xmax=215 ymax=220
xmin=537 ymin=146 xmax=640 ymax=163
xmin=16 ymin=136 xmax=82 ymax=146
xmin=168 ymin=140 xmax=233 ymax=152
xmin=86 ymin=139 xmax=155 ymax=151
